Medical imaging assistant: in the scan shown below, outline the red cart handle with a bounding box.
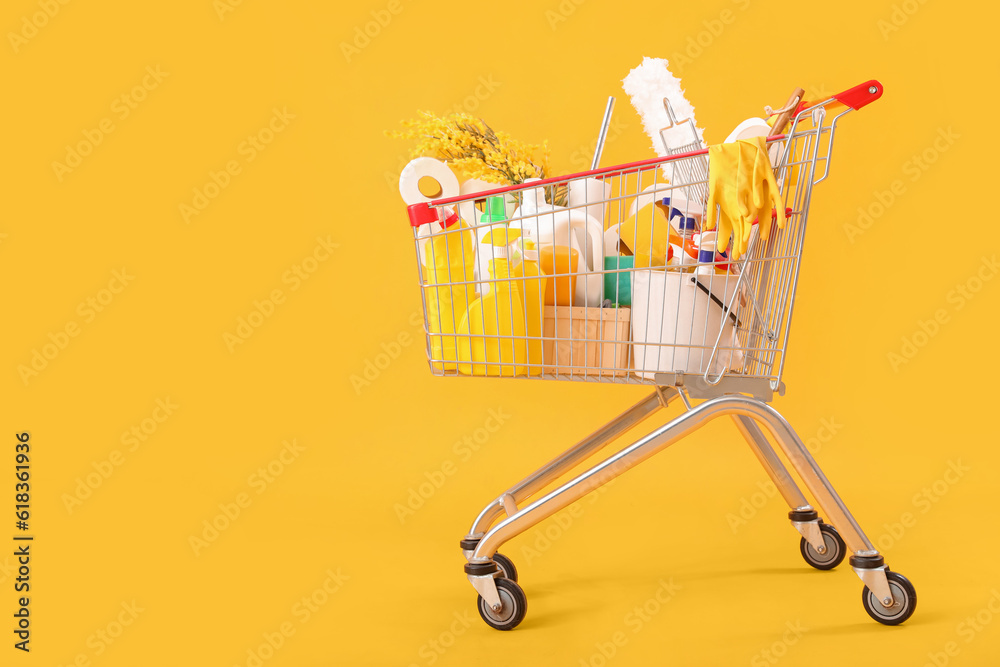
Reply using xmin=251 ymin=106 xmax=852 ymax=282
xmin=832 ymin=79 xmax=883 ymax=110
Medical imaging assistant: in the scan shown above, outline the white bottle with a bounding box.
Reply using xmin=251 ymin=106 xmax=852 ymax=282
xmin=695 ymin=231 xmax=720 ymax=277
xmin=510 ymin=179 xmax=604 ymax=307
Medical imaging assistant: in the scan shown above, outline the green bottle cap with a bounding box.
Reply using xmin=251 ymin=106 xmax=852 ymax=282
xmin=481 ymin=195 xmax=507 ymax=223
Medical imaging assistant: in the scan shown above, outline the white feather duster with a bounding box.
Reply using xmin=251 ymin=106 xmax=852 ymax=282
xmin=622 ymin=57 xmax=704 ymax=156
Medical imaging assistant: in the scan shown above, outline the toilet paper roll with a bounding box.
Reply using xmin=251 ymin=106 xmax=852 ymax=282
xmin=568 ymin=178 xmax=611 ymax=227
xmin=398 ymin=157 xmax=460 ymax=205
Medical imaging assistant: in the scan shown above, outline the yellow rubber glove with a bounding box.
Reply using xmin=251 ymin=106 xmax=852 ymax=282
xmin=705 ymin=136 xmax=786 ymax=261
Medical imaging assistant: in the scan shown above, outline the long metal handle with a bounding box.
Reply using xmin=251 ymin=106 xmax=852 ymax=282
xmin=591 ymin=97 xmax=616 ymax=170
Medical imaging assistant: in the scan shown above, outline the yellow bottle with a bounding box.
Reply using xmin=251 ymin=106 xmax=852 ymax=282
xmin=619 ymin=201 xmax=671 ymax=268
xmin=538 ymin=245 xmax=578 ymax=306
xmin=512 ymin=239 xmax=548 ymax=376
xmin=424 ymin=208 xmax=476 ymax=371
xmin=457 ymin=229 xmax=528 ymax=377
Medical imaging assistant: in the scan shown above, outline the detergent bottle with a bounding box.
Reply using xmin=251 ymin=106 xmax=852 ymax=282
xmin=512 ymin=238 xmax=548 ymax=374
xmin=539 ymin=244 xmax=579 ymax=306
xmin=695 ymin=231 xmax=729 ymax=277
xmin=424 ymin=207 xmax=476 ymax=371
xmin=474 ymin=195 xmax=510 ymax=297
xmin=457 ymin=228 xmax=528 ymax=377
xmin=510 ymin=179 xmax=604 ymax=306
xmin=670 ymin=210 xmax=700 ymax=269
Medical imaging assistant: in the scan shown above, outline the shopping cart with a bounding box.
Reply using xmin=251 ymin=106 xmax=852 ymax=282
xmin=402 ymin=80 xmax=916 ymax=630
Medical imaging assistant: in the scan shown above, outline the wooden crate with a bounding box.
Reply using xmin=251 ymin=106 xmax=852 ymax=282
xmin=542 ymin=306 xmax=630 ymax=377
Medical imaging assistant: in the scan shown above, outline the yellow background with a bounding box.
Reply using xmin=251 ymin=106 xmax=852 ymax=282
xmin=2 ymin=0 xmax=999 ymax=664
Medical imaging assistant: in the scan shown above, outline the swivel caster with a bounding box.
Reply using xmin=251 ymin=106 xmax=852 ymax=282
xmin=492 ymin=552 xmax=518 ymax=582
xmin=862 ymin=570 xmax=917 ymax=625
xmin=799 ymin=523 xmax=846 ymax=570
xmin=477 ymin=578 xmax=527 ymax=631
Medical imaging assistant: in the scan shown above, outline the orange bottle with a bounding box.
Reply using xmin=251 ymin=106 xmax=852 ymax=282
xmin=538 ymin=245 xmax=579 ymax=306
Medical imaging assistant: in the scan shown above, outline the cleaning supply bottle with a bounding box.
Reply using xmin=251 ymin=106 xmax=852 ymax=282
xmin=457 ymin=228 xmax=528 ymax=377
xmin=539 ymin=244 xmax=579 ymax=306
xmin=694 ymin=231 xmax=729 ymax=277
xmin=619 ymin=201 xmax=671 ymax=267
xmin=474 ymin=195 xmax=510 ymax=296
xmin=670 ymin=207 xmax=700 ymax=269
xmin=512 ymin=238 xmax=548 ymax=375
xmin=424 ymin=206 xmax=476 ymax=371
xmin=510 ymin=180 xmax=604 ymax=306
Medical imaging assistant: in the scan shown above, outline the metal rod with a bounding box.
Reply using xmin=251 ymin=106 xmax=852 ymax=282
xmin=471 ymin=394 xmax=876 ymax=561
xmin=730 ymin=414 xmax=809 ymax=509
xmin=468 ymin=389 xmax=669 ymax=537
xmin=591 ymin=96 xmax=616 ymax=170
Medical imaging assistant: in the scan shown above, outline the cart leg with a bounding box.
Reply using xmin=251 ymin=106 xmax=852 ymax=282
xmin=739 ymin=399 xmax=898 ymax=606
xmin=466 ymin=394 xmax=898 ymax=610
xmin=730 ymin=415 xmax=826 ymax=553
xmin=460 ymin=388 xmax=672 ymax=557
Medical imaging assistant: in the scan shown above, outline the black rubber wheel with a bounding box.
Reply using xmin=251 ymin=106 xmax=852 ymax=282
xmin=862 ymin=570 xmax=917 ymax=626
xmin=492 ymin=553 xmax=518 ymax=582
xmin=477 ymin=578 xmax=527 ymax=631
xmin=799 ymin=523 xmax=846 ymax=570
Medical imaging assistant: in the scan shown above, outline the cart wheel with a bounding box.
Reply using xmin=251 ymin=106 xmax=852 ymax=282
xmin=492 ymin=553 xmax=518 ymax=582
xmin=799 ymin=523 xmax=846 ymax=570
xmin=477 ymin=578 xmax=527 ymax=631
xmin=862 ymin=570 xmax=916 ymax=626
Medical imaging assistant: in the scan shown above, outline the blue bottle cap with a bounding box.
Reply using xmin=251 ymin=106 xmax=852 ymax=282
xmin=675 ymin=215 xmax=698 ymax=232
xmin=698 ymin=248 xmax=715 ymax=264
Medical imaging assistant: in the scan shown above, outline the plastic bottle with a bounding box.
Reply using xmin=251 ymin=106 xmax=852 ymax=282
xmin=671 ymin=210 xmax=700 ymax=269
xmin=457 ymin=228 xmax=528 ymax=377
xmin=424 ymin=207 xmax=476 ymax=371
xmin=695 ymin=231 xmax=729 ymax=277
xmin=474 ymin=195 xmax=510 ymax=297
xmin=538 ymin=245 xmax=579 ymax=306
xmin=510 ymin=179 xmax=604 ymax=306
xmin=512 ymin=238 xmax=547 ymax=375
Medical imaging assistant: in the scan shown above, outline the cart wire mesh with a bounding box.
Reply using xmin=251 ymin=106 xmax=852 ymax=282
xmin=407 ymin=98 xmax=848 ymax=393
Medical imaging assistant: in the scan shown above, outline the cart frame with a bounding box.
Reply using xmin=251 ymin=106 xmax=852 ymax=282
xmin=403 ymin=80 xmax=916 ymax=629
